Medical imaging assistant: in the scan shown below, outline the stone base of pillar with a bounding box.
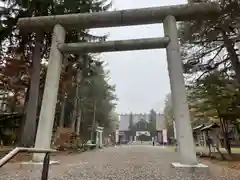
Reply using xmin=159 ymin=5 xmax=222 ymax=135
xmin=171 ymin=162 xmax=209 ymax=174
xmin=171 ymin=162 xmax=210 ymax=173
xmin=171 ymin=162 xmax=208 ymax=168
xmin=20 ymin=160 xmax=60 ymax=168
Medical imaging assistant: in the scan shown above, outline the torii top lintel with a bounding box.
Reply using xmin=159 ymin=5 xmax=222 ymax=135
xmin=17 ymin=2 xmax=220 ymax=32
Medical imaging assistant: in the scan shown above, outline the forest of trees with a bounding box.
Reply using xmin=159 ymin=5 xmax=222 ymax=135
xmin=0 ymin=0 xmax=118 ymax=149
xmin=164 ymin=0 xmax=240 ymax=157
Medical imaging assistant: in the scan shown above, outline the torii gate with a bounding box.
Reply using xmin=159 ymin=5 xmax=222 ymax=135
xmin=17 ymin=2 xmax=220 ymax=166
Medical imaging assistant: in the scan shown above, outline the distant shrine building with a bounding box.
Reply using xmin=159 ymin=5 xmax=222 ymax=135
xmin=118 ymin=113 xmax=167 ymax=143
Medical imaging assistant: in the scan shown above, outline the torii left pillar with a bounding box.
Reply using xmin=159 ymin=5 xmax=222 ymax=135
xmin=33 ymin=24 xmax=66 ymax=162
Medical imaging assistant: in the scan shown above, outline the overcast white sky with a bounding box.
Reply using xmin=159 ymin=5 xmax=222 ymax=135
xmin=91 ymin=0 xmax=187 ymax=114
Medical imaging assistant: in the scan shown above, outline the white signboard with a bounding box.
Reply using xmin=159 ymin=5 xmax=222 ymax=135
xmin=115 ymin=129 xmax=119 ymax=143
xmin=162 ymin=129 xmax=168 ymax=143
xmin=136 ymin=131 xmax=150 ymax=136
xmin=173 ymin=120 xmax=177 ymax=139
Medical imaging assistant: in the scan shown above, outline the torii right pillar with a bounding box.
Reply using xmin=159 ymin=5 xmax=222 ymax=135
xmin=163 ymin=16 xmax=198 ymax=166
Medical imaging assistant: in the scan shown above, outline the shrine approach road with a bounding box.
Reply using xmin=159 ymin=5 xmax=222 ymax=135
xmin=1 ymin=144 xmax=240 ymax=180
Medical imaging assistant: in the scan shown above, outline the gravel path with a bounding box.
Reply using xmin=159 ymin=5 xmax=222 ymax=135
xmin=0 ymin=145 xmax=240 ymax=180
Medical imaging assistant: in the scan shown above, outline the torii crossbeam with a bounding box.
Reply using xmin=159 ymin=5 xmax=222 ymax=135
xmin=17 ymin=2 xmax=220 ymax=31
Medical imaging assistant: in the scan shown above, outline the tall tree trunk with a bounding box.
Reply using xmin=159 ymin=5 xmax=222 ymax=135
xmin=71 ymin=81 xmax=80 ymax=131
xmin=222 ymin=31 xmax=240 ymax=154
xmin=76 ymin=109 xmax=82 ymax=136
xmin=221 ymin=30 xmax=240 ymax=84
xmin=71 ymin=54 xmax=83 ymax=132
xmin=71 ymin=87 xmax=78 ymax=132
xmin=0 ymin=91 xmax=6 ymax=112
xmin=3 ymin=92 xmax=7 ymax=112
xmin=75 ymin=108 xmax=82 ymax=147
xmin=221 ymin=31 xmax=240 ymax=154
xmin=75 ymin=68 xmax=82 ymax=135
xmin=20 ymin=33 xmax=42 ymax=147
xmin=90 ymin=100 xmax=97 ymax=143
xmin=17 ymin=86 xmax=30 ymax=145
xmin=0 ymin=92 xmax=3 ymax=112
xmin=59 ymin=93 xmax=66 ymax=128
xmin=212 ymin=131 xmax=225 ymax=160
xmin=223 ymin=131 xmax=231 ymax=155
xmin=220 ymin=118 xmax=232 ymax=156
xmin=235 ymin=123 xmax=240 ymax=141
xmin=9 ymin=90 xmax=17 ymax=112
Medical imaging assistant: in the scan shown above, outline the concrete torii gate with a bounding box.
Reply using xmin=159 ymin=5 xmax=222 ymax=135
xmin=17 ymin=2 xmax=220 ymax=166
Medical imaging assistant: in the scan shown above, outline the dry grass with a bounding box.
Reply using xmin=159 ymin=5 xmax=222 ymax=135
xmin=200 ymin=153 xmax=240 ymax=170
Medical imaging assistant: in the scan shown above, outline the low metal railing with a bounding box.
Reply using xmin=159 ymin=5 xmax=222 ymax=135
xmin=0 ymin=147 xmax=56 ymax=180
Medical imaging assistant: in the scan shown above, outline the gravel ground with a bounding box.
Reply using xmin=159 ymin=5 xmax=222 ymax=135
xmin=0 ymin=145 xmax=240 ymax=180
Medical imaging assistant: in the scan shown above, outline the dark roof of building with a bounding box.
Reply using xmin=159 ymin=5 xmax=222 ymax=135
xmin=200 ymin=123 xmax=219 ymax=131
xmin=193 ymin=124 xmax=205 ymax=131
